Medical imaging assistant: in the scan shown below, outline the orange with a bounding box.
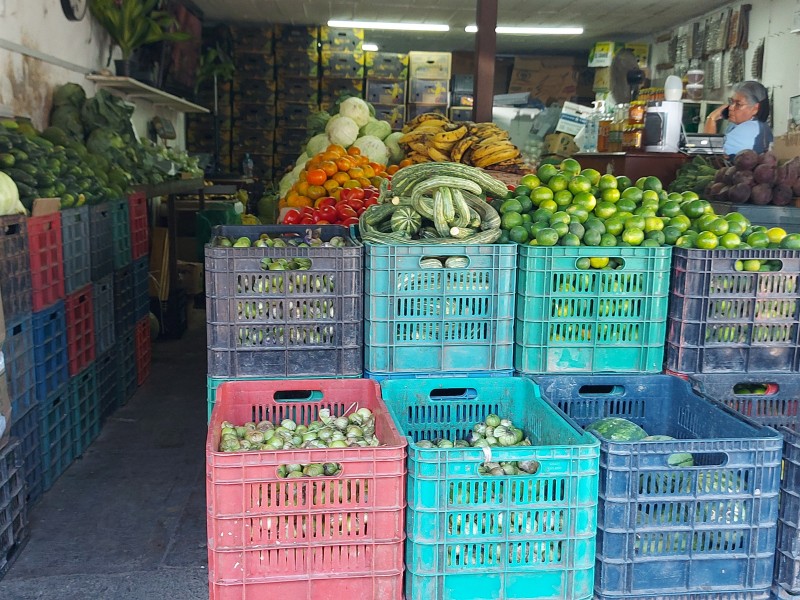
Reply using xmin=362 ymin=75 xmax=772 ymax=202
xmin=295 ymin=180 xmax=310 ymax=195
xmin=326 ymin=144 xmax=346 ymax=156
xmin=387 ymin=165 xmax=400 ymax=175
xmin=306 ymin=168 xmax=327 ymax=186
xmin=320 ymin=160 xmax=337 ymax=177
xmin=307 ymin=185 xmax=326 ymax=200
xmin=323 ymin=179 xmax=340 ymax=193
xmin=347 ymin=146 xmax=361 ymax=156
xmin=368 ymin=161 xmax=383 ymax=172
xmin=399 ymin=158 xmax=413 ymax=168
xmin=343 ymin=179 xmax=361 ymax=189
xmin=357 ymin=177 xmax=372 ymax=188
xmin=278 ymin=197 xmax=288 ymax=209
xmin=332 ymin=172 xmax=350 ymax=185
xmin=348 ymin=167 xmax=365 ymax=179
xmin=305 ymin=158 xmax=321 ymax=170
xmin=336 ymin=157 xmax=353 ymax=172
xmin=369 ymin=176 xmax=384 ymax=187
xmin=361 ymin=164 xmax=376 ymax=178
xmin=288 ymin=195 xmax=312 ymax=208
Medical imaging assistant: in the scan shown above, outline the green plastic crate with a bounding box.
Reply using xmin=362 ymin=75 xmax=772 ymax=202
xmin=515 ymin=245 xmax=672 ymax=374
xmin=380 ymin=376 xmax=599 ymax=600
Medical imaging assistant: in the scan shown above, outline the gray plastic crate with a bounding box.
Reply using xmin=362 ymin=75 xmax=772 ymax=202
xmin=61 ymin=206 xmax=91 ymax=294
xmin=93 ymin=275 xmax=115 ymax=356
xmin=89 ymin=203 xmax=114 ymax=281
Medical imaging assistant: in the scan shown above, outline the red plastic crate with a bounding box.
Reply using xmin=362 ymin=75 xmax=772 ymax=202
xmin=65 ymin=284 xmax=95 ymax=376
xmin=135 ymin=317 xmax=151 ymax=386
xmin=207 ymin=379 xmax=406 ymax=599
xmin=27 ymin=213 xmax=65 ymax=311
xmin=128 ymin=192 xmax=149 ymax=260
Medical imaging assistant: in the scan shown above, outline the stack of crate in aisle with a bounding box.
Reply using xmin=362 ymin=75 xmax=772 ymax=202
xmin=273 ymin=25 xmax=320 ymax=178
xmin=365 ymin=51 xmax=408 ymax=131
xmin=319 ymin=26 xmax=365 ymax=112
xmin=231 ymin=26 xmax=276 ymax=181
xmin=407 ymin=51 xmax=451 ymax=122
xmin=664 ymin=245 xmax=800 ymax=599
xmin=448 ymin=74 xmax=474 ymax=122
xmin=0 ymin=440 xmax=28 ymax=580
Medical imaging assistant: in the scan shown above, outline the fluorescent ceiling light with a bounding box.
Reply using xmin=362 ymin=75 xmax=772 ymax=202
xmin=362 ymin=43 xmax=379 ymax=51
xmin=328 ymin=20 xmax=449 ymax=32
xmin=465 ymin=25 xmax=583 ymax=35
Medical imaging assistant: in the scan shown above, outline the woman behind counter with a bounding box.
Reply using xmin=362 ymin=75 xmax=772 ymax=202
xmin=703 ymin=80 xmax=773 ymax=156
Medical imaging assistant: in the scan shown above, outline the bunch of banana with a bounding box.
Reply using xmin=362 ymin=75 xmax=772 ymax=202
xmin=399 ymin=113 xmax=523 ymax=171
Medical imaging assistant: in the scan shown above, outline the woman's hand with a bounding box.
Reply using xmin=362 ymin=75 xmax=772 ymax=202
xmin=703 ymin=105 xmax=727 ymax=134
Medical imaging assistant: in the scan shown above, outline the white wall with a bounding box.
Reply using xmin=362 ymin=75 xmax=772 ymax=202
xmin=0 ymin=0 xmax=186 ymax=147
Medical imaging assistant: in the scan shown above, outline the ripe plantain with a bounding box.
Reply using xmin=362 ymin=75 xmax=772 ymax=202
xmin=450 ymin=136 xmax=475 ymax=163
xmin=402 ymin=113 xmax=450 ymax=132
xmin=434 ymin=125 xmax=467 ymax=144
xmin=427 ymin=146 xmax=450 ymax=162
xmin=473 ymin=147 xmax=521 ymax=168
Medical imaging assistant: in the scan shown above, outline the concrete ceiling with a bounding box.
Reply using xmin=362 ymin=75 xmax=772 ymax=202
xmin=193 ymin=0 xmax=734 ymax=54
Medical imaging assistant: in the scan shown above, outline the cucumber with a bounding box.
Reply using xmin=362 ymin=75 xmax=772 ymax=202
xmin=450 ymin=188 xmax=471 ymax=228
xmin=363 ymin=203 xmax=397 ymax=227
xmin=445 ymin=256 xmax=470 ymax=268
xmin=2 ymin=167 xmax=37 ymax=188
xmin=432 ymin=189 xmax=451 ymax=237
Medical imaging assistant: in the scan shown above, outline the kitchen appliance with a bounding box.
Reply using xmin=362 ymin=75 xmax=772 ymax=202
xmin=643 ymin=100 xmax=684 ymax=153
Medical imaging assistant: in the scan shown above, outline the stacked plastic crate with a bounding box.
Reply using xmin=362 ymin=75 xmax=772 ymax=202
xmin=0 ymin=440 xmax=29 ymax=580
xmin=365 ymin=51 xmax=408 ymax=131
xmin=665 ymin=247 xmax=800 ymax=598
xmin=204 ymin=224 xmax=363 ymax=419
xmin=273 ymin=25 xmax=319 ymax=178
xmin=128 ymin=192 xmax=151 ymax=391
xmin=231 ymin=25 xmax=276 ymax=180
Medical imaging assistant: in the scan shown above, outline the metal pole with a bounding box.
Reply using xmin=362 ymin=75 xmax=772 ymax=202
xmin=473 ymin=0 xmax=498 ymax=123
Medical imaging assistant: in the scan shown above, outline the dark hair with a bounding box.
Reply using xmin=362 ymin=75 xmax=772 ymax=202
xmin=733 ymin=80 xmax=770 ymax=122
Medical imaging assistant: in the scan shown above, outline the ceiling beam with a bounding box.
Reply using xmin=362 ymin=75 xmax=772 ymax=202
xmin=473 ymin=0 xmax=498 ymax=123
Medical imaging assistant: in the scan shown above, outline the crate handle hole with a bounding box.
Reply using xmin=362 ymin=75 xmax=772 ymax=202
xmin=429 ymin=387 xmax=478 ymax=401
xmin=274 ymin=389 xmax=324 ymax=402
xmin=692 ymin=452 xmax=728 ymax=467
xmin=732 ymin=382 xmax=779 ymax=395
xmin=578 ymin=384 xmax=624 ymax=396
xmin=3 ymin=222 xmax=20 ymax=235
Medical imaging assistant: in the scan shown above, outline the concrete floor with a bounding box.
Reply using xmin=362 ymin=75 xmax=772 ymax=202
xmin=0 ymin=310 xmax=210 ymax=600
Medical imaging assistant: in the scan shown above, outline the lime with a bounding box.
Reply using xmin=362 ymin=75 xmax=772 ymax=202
xmin=675 ymin=235 xmax=694 ymax=248
xmin=590 ymin=256 xmax=609 ymax=268
xmin=519 ymin=173 xmax=541 ymax=189
xmin=573 ymin=192 xmax=597 ymax=211
xmin=725 ymin=219 xmax=747 ymax=236
xmin=663 ymin=225 xmax=682 ymax=245
xmin=514 ymin=185 xmax=533 ymax=198
xmin=707 ymin=218 xmax=730 ymax=236
xmin=560 ymin=158 xmax=582 ymax=176
xmin=539 ymin=199 xmax=558 ymax=213
xmin=517 ymin=195 xmax=534 ymax=213
xmin=780 ymin=233 xmax=800 ymax=249
xmin=560 ymin=232 xmax=581 ymax=246
xmin=635 ymin=177 xmax=648 ymax=189
xmin=695 ymin=214 xmax=717 ymax=232
xmin=725 ymin=211 xmax=750 ymax=226
xmin=580 ymin=168 xmax=601 ymax=186
xmin=683 ymin=199 xmax=707 ymax=219
xmin=669 ymin=215 xmax=692 ymax=233
xmin=566 ymin=205 xmax=589 ymax=223
xmin=642 ymin=176 xmax=663 ymax=192
xmin=616 ymin=176 xmax=632 ymax=189
xmin=531 ymin=186 xmax=554 ymax=205
xmin=751 ymin=225 xmax=768 ymax=234
xmin=695 ymin=231 xmax=719 ymax=250
xmin=621 ymin=187 xmax=643 ymax=202
xmin=537 ymin=163 xmax=558 ymax=183
xmin=568 ymin=175 xmax=592 ymax=195
xmin=641 ymin=189 xmax=660 ymax=203
xmin=551 ymin=221 xmax=570 ymax=237
xmin=550 ymin=211 xmax=571 ymax=225
xmin=498 ymin=230 xmax=510 ymax=243
xmin=536 ymin=227 xmax=559 ymax=246
xmin=547 ymin=174 xmax=569 ymax=192
xmin=644 ymin=216 xmax=665 ymax=232
xmin=616 ymin=198 xmax=637 ymax=214
xmin=645 ymin=230 xmax=666 ymax=245
xmin=681 ymin=190 xmax=700 ymax=202
xmin=576 ymin=257 xmax=592 ymax=270
xmin=594 ymin=201 xmax=617 ymax=220
xmin=600 ymin=233 xmax=617 ymax=246
xmin=583 ymin=229 xmax=602 ymax=246
xmin=625 ymin=215 xmax=646 ymax=231
xmin=532 ymin=208 xmax=553 ymax=222
xmin=509 ymin=225 xmax=530 ymax=244
xmin=529 ymin=221 xmax=547 ymax=237
xmin=659 ymin=200 xmax=682 ymax=218
xmin=584 ymin=217 xmax=606 ymax=233
xmin=501 ymin=211 xmax=523 ymax=230
xmin=500 ymin=198 xmax=523 ymax=214
xmin=719 ymin=233 xmax=742 ymax=249
xmin=622 ymin=227 xmax=645 ymax=246
xmin=642 ymin=239 xmax=661 ymax=247
xmin=767 ymin=227 xmax=788 ymax=244
xmin=604 ymin=216 xmax=625 ymax=236
xmin=598 ymin=174 xmax=618 ymax=190
xmin=616 ymin=211 xmax=633 ymax=222
xmin=634 ymin=206 xmax=657 ymax=218
xmin=553 ymin=189 xmax=574 ymax=207
xmin=568 ymin=221 xmax=586 ymax=239
xmin=600 ymin=187 xmax=621 ymax=203
xmin=521 ymin=213 xmax=532 ymax=224
xmin=747 ymin=231 xmax=770 ymax=248
xmin=743 ymin=259 xmax=762 ymax=272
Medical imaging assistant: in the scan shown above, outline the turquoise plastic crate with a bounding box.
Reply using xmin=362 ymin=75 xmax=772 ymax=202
xmin=515 ymin=245 xmax=672 ymax=375
xmin=380 ymin=376 xmax=599 ymax=600
xmin=364 ymin=243 xmax=516 ymax=376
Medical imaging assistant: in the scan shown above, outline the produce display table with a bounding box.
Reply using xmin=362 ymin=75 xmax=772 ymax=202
xmin=573 ymin=151 xmax=689 ymax=187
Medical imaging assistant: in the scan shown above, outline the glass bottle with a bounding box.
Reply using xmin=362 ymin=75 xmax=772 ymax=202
xmin=242 ymin=153 xmax=254 ymax=178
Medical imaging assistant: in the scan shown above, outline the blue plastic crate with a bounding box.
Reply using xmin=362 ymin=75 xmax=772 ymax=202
xmin=380 ymin=376 xmax=599 ymax=600
xmin=132 ymin=256 xmax=150 ymax=321
xmin=8 ymin=401 xmax=42 ymax=506
xmin=364 ymin=243 xmax=516 ymax=376
xmin=31 ymin=302 xmax=69 ymax=405
xmin=776 ymin=426 xmax=800 ymax=598
xmin=89 ymin=203 xmax=114 ymax=281
xmin=115 ymin=328 xmax=136 ymax=407
xmin=39 ymin=384 xmax=74 ymax=492
xmin=515 ymin=245 xmax=672 ymax=375
xmin=535 ymin=373 xmax=782 ymax=600
xmin=93 ymin=275 xmax=115 ymax=356
xmin=364 ymin=369 xmax=512 ymax=383
xmin=3 ymin=313 xmax=36 ymax=419
xmin=95 ymin=349 xmax=118 ymax=424
xmin=61 ymin=205 xmax=91 ymax=294
xmin=69 ymin=365 xmax=99 ymax=457
xmin=113 ymin=264 xmax=135 ymax=335
xmin=109 ymin=199 xmax=132 ymax=270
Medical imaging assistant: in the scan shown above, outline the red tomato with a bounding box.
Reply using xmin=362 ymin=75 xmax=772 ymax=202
xmin=346 ymin=198 xmax=364 ymax=212
xmin=362 ymin=188 xmax=376 ymax=200
xmin=300 ymin=216 xmax=315 ymax=225
xmin=316 ymin=196 xmax=336 ymax=209
xmin=339 ymin=188 xmax=355 ymax=203
xmin=316 ymin=219 xmax=330 ymax=225
xmin=318 ymin=205 xmax=338 ymax=223
xmin=336 ymin=203 xmax=358 ymax=220
xmin=363 ymin=197 xmax=379 ymax=208
xmin=349 ymin=187 xmax=365 ymax=200
xmin=507 ymin=184 xmax=515 ymax=191
xmin=300 ymin=206 xmax=314 ymax=217
xmin=282 ymin=209 xmax=301 ymax=224
xmin=340 ymin=216 xmax=359 ymax=227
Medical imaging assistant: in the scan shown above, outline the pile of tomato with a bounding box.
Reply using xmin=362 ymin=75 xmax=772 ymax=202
xmin=281 ymin=185 xmax=381 ymax=226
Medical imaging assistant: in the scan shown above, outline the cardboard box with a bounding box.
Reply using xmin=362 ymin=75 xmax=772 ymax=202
xmin=234 ymin=52 xmax=276 ymax=78
xmin=452 ymin=92 xmax=474 ymax=107
xmin=231 ymin=128 xmax=275 ymax=154
xmin=320 ymin=78 xmax=365 ymax=103
xmin=273 ymin=24 xmax=319 ymax=47
xmin=0 ymin=354 xmax=9 ymax=449
xmin=544 ymin=132 xmax=579 ymax=158
xmin=319 ymin=27 xmax=364 ymax=51
xmin=406 ymin=103 xmax=448 ymax=120
xmin=410 ymin=79 xmax=449 ymax=104
xmin=274 ymin=51 xmax=320 ymax=79
xmin=365 ymin=52 xmax=409 ymax=79
xmin=588 ymin=41 xmax=620 ymax=67
xmin=232 ymin=26 xmax=274 ymax=53
xmin=150 ymin=227 xmax=169 ymax=301
xmin=408 ymin=51 xmax=452 ymax=80
xmin=275 ymin=77 xmax=319 ymax=103
xmin=273 ymin=128 xmax=307 ymax=155
xmin=320 ymin=50 xmax=365 ymax=79
xmin=372 ymin=104 xmax=406 ymax=130
xmin=507 ymin=56 xmax=581 ymax=104
xmin=366 ymin=80 xmax=406 ymax=105
xmin=774 ymin=133 xmax=800 ymax=162
xmin=555 ymin=101 xmax=593 ymax=136
xmin=452 ymin=74 xmax=474 ymax=92
xmin=625 ymin=43 xmax=650 ymax=67
xmin=593 ymin=67 xmax=611 ymax=92
xmin=275 ymin=101 xmax=319 ymax=128
xmin=176 ymin=261 xmax=204 ymax=296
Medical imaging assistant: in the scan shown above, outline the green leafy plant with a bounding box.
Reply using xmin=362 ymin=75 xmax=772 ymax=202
xmin=89 ymin=0 xmax=191 ymax=64
xmin=195 ymin=44 xmax=235 ymax=94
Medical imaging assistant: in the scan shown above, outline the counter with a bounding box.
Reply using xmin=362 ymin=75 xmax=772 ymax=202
xmin=573 ymin=152 xmax=690 ymax=187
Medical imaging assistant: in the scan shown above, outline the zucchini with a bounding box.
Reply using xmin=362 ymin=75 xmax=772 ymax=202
xmin=363 ymin=203 xmax=397 ymax=226
xmin=445 ymin=256 xmax=470 ymax=268
xmin=462 ymin=192 xmax=501 ymax=230
xmin=420 ymin=258 xmax=443 ymax=268
xmin=432 ymin=189 xmax=451 ymax=238
xmin=468 ymin=207 xmax=482 ymax=228
xmin=449 ymin=227 xmax=477 ymax=239
xmin=450 ymin=188 xmax=471 ymax=228
xmin=440 ymin=186 xmax=455 ymax=223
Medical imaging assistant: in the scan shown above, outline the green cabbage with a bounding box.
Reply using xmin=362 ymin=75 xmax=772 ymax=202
xmin=384 ymin=131 xmax=404 ymax=165
xmin=360 ymin=117 xmax=391 ymax=140
xmin=325 ymin=115 xmax=359 ymax=147
xmin=338 ymin=97 xmax=371 ymax=127
xmin=351 ymin=135 xmax=389 ymax=165
xmin=306 ymin=133 xmax=330 ymax=157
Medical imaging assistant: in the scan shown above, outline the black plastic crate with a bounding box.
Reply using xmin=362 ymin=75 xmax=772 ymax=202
xmin=205 ymin=225 xmax=362 ymax=378
xmin=0 ymin=439 xmax=28 ymax=581
xmin=69 ymin=365 xmax=99 ymax=457
xmin=536 ymin=373 xmax=782 ymax=600
xmin=109 ymin=199 xmax=132 ymax=270
xmin=61 ymin=206 xmax=91 ymax=294
xmin=95 ymin=349 xmax=118 ymax=424
xmin=93 ymin=275 xmax=115 ymax=356
xmin=667 ymin=247 xmax=800 ymax=374
xmin=115 ymin=328 xmax=137 ymax=407
xmin=776 ymin=426 xmax=800 ymax=597
xmin=89 ymin=203 xmax=114 ymax=281
xmin=0 ymin=214 xmax=32 ymax=323
xmin=132 ymin=256 xmax=150 ymax=321
xmin=113 ymin=264 xmax=135 ymax=335
xmin=9 ymin=401 xmax=42 ymax=506
xmin=3 ymin=313 xmax=36 ymax=421
xmin=40 ymin=384 xmax=74 ymax=492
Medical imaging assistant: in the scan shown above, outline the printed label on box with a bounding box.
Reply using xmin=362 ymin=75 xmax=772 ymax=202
xmin=555 ymin=101 xmax=593 ymax=136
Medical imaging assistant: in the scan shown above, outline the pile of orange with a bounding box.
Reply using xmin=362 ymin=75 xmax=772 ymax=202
xmin=279 ymin=144 xmax=399 ymax=209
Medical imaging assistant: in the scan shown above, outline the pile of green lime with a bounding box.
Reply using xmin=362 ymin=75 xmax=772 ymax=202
xmin=495 ymin=158 xmax=800 ymax=262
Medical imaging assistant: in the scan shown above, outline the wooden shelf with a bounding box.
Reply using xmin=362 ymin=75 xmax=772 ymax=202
xmin=86 ymin=75 xmax=209 ymax=114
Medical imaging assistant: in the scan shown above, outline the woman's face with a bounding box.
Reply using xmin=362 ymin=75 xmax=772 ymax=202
xmin=727 ymin=92 xmax=759 ymax=124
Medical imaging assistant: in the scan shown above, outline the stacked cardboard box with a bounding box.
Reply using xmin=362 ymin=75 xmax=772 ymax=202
xmin=365 ymin=52 xmax=408 ymax=131
xmin=407 ymin=51 xmax=451 ymax=122
xmin=319 ymin=27 xmax=365 ymax=114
